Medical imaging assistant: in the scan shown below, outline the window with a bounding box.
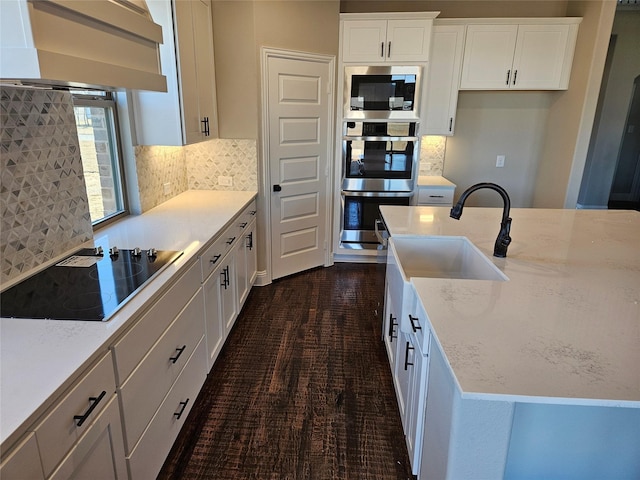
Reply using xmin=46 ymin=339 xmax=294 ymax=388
xmin=72 ymin=90 xmax=128 ymax=226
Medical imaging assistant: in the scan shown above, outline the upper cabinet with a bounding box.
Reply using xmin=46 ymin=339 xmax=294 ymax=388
xmin=341 ymin=12 xmax=439 ymax=64
xmin=459 ymin=19 xmax=581 ymax=90
xmin=424 ymin=24 xmax=465 ymax=135
xmin=0 ymin=0 xmax=166 ymax=91
xmin=132 ymin=0 xmax=219 ymax=146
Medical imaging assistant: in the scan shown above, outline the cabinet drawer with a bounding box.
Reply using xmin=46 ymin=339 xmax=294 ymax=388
xmin=200 ymin=224 xmax=238 ymax=282
xmin=119 ymin=289 xmax=205 ymax=453
xmin=127 ymin=337 xmax=207 ymax=479
xmin=417 ymin=187 xmax=454 ymax=205
xmin=35 ymin=352 xmax=116 ymax=477
xmin=112 ymin=259 xmax=201 ymax=384
xmin=405 ymin=286 xmax=432 ymax=355
xmin=0 ymin=433 xmax=44 ymax=479
xmin=236 ymin=200 xmax=257 ymax=234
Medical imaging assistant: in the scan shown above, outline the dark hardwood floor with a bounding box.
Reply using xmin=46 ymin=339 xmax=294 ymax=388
xmin=157 ymin=263 xmax=414 ymax=480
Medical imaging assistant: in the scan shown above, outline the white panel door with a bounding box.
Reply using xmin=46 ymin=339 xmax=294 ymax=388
xmin=267 ymin=53 xmax=332 ymax=280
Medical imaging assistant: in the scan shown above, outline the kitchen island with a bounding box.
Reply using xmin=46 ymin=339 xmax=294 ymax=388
xmin=0 ymin=190 xmax=257 ymax=477
xmin=379 ymin=205 xmax=640 ymax=479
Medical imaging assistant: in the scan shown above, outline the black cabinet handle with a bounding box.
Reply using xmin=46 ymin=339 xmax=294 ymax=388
xmin=246 ymin=232 xmax=253 ymax=251
xmin=408 ymin=314 xmax=422 ymax=332
xmin=273 ymin=184 xmax=282 ymax=192
xmin=239 ymin=222 xmax=248 ymax=228
xmin=169 ymin=345 xmax=186 ymax=364
xmin=226 ymin=237 xmax=236 ymax=245
xmin=449 ymin=117 xmax=453 ymax=132
xmin=201 ymin=117 xmax=210 ymax=136
xmin=388 ymin=313 xmax=397 ymax=341
xmin=221 ymin=266 xmax=230 ymax=289
xmin=380 ymin=41 xmax=384 ymax=57
xmin=74 ymin=390 xmax=106 ymax=427
xmin=506 ymin=70 xmax=511 ymax=86
xmin=404 ymin=342 xmax=414 ymax=371
xmin=387 ymin=41 xmax=391 ymax=58
xmin=210 ymin=254 xmax=221 ymax=265
xmin=513 ymin=69 xmax=518 ymax=85
xmin=174 ymin=399 xmax=190 ymax=420
xmin=249 ymin=210 xmax=257 ymax=216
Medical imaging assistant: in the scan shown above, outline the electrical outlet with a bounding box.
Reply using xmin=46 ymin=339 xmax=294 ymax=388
xmin=163 ymin=182 xmax=172 ymax=195
xmin=218 ymin=175 xmax=233 ymax=186
xmin=496 ymin=155 xmax=505 ymax=168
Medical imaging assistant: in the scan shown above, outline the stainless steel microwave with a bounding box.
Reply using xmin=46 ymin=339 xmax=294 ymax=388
xmin=343 ymin=65 xmax=423 ymax=120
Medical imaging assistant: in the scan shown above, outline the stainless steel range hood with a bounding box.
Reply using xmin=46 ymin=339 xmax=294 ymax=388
xmin=0 ymin=0 xmax=167 ymax=92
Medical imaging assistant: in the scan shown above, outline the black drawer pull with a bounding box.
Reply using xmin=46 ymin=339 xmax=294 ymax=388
xmin=226 ymin=237 xmax=236 ymax=245
xmin=388 ymin=313 xmax=397 ymax=341
xmin=174 ymin=399 xmax=190 ymax=420
xmin=429 ymin=195 xmax=444 ymax=198
xmin=246 ymin=232 xmax=253 ymax=251
xmin=210 ymin=254 xmax=221 ymax=265
xmin=404 ymin=342 xmax=414 ymax=371
xmin=169 ymin=345 xmax=186 ymax=364
xmin=249 ymin=210 xmax=257 ymax=216
xmin=239 ymin=222 xmax=248 ymax=228
xmin=74 ymin=390 xmax=106 ymax=427
xmin=409 ymin=314 xmax=422 ymax=332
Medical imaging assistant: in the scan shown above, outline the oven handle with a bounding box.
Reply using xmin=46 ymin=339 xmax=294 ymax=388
xmin=341 ymin=190 xmax=414 ymax=198
xmin=342 ymin=135 xmax=419 ymax=142
xmin=374 ymin=218 xmax=389 ymax=248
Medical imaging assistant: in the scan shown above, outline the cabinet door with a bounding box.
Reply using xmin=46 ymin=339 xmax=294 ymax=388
xmin=203 ymin=262 xmax=224 ymax=372
xmin=394 ymin=330 xmax=416 ymax=434
xmin=459 ymin=24 xmax=518 ymax=90
xmin=221 ymin=255 xmax=238 ymax=339
xmin=236 ymin=232 xmax=249 ymax=309
xmin=246 ymin=224 xmax=258 ymax=289
xmin=424 ymin=25 xmax=465 ymax=135
xmin=382 ymin=281 xmax=400 ymax=372
xmin=342 ymin=19 xmax=387 ymax=63
xmin=511 ymin=24 xmax=572 ymax=90
xmin=238 ymin=222 xmax=257 ymax=308
xmin=192 ymin=0 xmax=219 ymax=138
xmin=48 ymin=396 xmax=127 ymax=480
xmin=386 ymin=19 xmax=432 ymax=63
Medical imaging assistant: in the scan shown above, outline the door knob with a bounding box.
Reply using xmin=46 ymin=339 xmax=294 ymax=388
xmin=273 ymin=184 xmax=282 ymax=192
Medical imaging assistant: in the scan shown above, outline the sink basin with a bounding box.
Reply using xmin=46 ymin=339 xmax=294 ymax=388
xmin=391 ymin=236 xmax=508 ymax=281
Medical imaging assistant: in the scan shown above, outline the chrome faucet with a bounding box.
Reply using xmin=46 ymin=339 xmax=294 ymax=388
xmin=449 ymin=182 xmax=512 ymax=258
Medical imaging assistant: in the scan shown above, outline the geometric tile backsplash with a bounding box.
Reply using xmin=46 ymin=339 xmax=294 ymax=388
xmin=1 ymin=86 xmax=93 ymax=285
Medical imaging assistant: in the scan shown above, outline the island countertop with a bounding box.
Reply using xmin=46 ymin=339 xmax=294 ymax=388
xmin=0 ymin=190 xmax=257 ymax=449
xmin=379 ymin=205 xmax=640 ymax=406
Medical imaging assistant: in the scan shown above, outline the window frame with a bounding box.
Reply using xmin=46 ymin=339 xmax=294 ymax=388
xmin=71 ymin=90 xmax=129 ymax=229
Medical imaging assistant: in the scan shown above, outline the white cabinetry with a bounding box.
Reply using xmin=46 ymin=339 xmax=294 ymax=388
xmin=384 ymin=239 xmax=431 ymax=476
xmin=460 ymin=19 xmax=581 ymax=90
xmin=132 ymin=0 xmax=219 ymax=145
xmin=111 ymin=259 xmax=207 ymax=479
xmin=0 ymin=433 xmax=44 ymax=479
xmin=34 ymin=352 xmax=127 ymax=479
xmin=341 ymin=13 xmax=438 ymax=63
xmin=200 ymin=201 xmax=257 ymax=371
xmin=424 ymin=24 xmax=465 ymax=135
xmin=415 ymin=176 xmax=456 ymax=206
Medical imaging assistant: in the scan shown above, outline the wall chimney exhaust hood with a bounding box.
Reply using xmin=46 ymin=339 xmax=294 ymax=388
xmin=0 ymin=0 xmax=167 ymax=92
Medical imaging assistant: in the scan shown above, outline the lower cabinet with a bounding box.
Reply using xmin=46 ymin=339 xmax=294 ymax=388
xmin=384 ymin=239 xmax=431 ymax=476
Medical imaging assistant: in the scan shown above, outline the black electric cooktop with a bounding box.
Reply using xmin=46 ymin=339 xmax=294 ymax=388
xmin=0 ymin=247 xmax=182 ymax=321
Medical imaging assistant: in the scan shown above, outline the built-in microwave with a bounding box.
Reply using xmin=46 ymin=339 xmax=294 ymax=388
xmin=343 ymin=65 xmax=423 ymax=120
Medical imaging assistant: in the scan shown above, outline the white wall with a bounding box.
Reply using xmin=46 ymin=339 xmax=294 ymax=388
xmin=443 ymin=92 xmax=552 ymax=208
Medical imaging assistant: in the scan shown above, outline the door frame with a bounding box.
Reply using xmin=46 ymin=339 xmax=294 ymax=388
xmin=259 ymin=47 xmax=336 ymax=285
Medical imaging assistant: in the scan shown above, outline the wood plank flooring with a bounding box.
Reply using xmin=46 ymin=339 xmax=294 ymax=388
xmin=157 ymin=263 xmax=414 ymax=480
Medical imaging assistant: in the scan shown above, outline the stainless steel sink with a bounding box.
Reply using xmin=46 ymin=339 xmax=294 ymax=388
xmin=390 ymin=236 xmax=508 ymax=281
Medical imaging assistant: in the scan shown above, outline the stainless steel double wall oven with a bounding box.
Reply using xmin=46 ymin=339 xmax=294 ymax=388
xmin=340 ymin=65 xmax=423 ymax=249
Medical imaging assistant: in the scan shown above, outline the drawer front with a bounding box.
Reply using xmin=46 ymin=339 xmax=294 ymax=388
xmin=112 ymin=259 xmax=201 ymax=385
xmin=127 ymin=337 xmax=207 ymax=480
xmin=36 ymin=352 xmax=116 ymax=477
xmin=200 ymin=224 xmax=238 ymax=282
xmin=0 ymin=433 xmax=44 ymax=480
xmin=236 ymin=200 xmax=257 ymax=234
xmin=119 ymin=289 xmax=205 ymax=453
xmin=407 ymin=287 xmax=431 ymax=355
xmin=417 ymin=187 xmax=454 ymax=205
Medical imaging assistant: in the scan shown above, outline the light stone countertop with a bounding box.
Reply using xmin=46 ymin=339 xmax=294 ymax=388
xmin=0 ymin=190 xmax=257 ymax=449
xmin=380 ymin=205 xmax=640 ymax=407
xmin=417 ymin=175 xmax=456 ymax=188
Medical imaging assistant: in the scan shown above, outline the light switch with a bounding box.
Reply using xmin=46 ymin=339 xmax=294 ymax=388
xmin=496 ymin=155 xmax=505 ymax=168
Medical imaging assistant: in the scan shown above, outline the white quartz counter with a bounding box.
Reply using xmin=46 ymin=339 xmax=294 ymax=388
xmin=380 ymin=205 xmax=640 ymax=406
xmin=0 ymin=190 xmax=257 ymax=449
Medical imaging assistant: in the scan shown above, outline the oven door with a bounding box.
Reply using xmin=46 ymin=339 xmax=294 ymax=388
xmin=341 ymin=192 xmax=411 ymax=249
xmin=342 ymin=122 xmax=418 ymax=192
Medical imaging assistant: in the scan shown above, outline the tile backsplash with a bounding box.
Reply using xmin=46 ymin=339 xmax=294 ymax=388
xmin=419 ymin=136 xmax=446 ymax=176
xmin=1 ymin=86 xmax=93 ymax=285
